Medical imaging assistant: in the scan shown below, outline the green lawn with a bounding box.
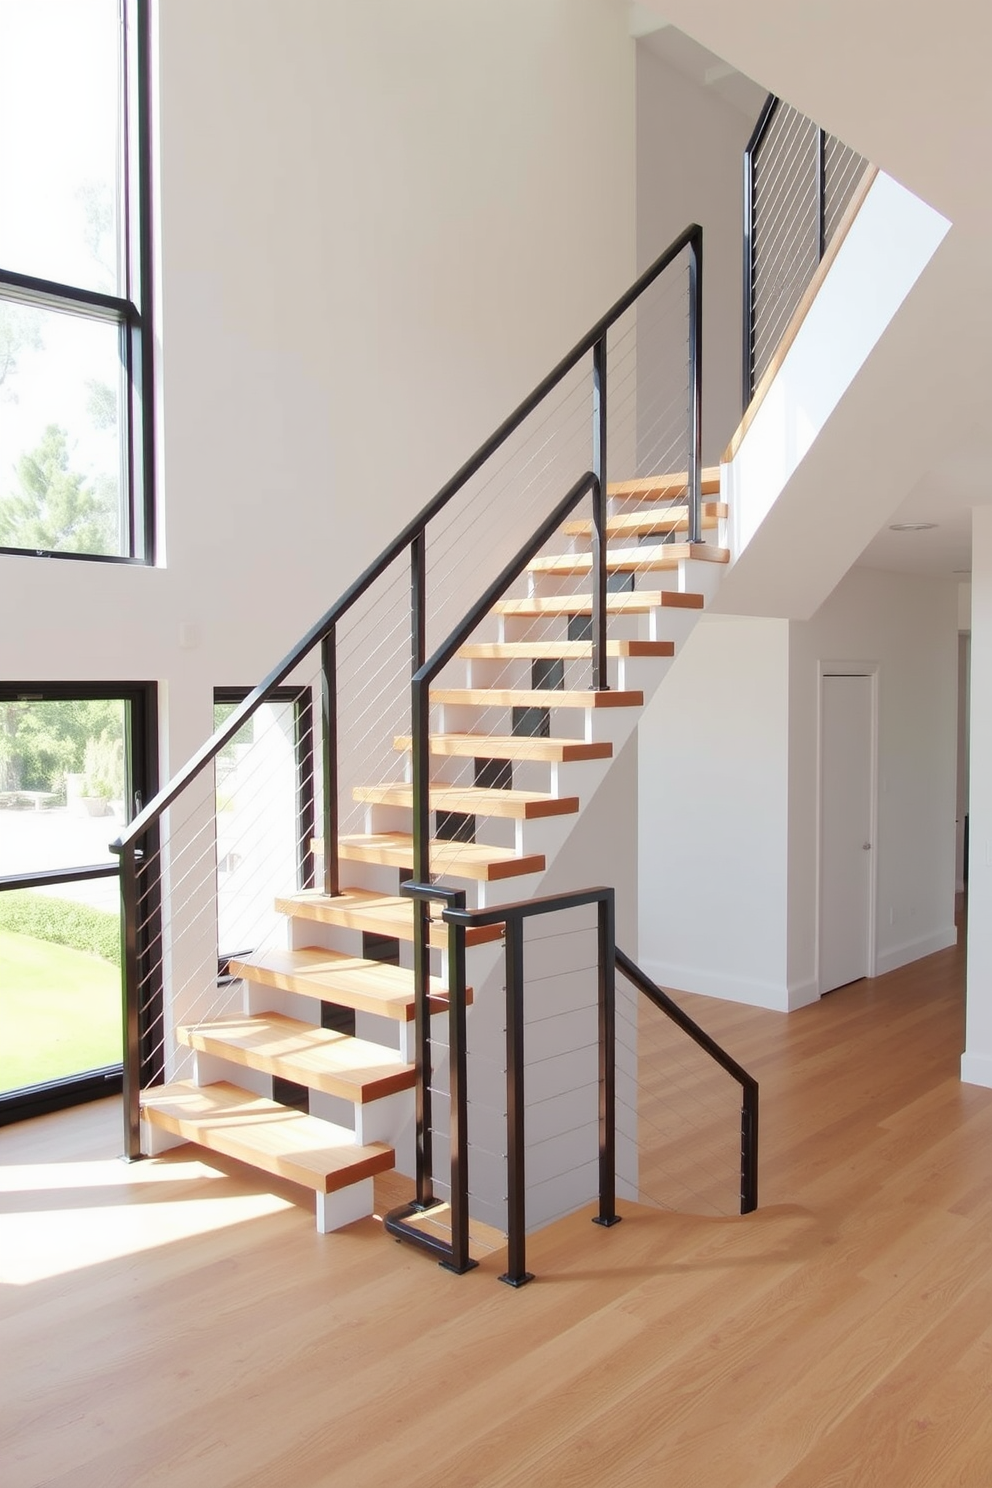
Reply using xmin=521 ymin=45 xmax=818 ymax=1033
xmin=0 ymin=930 xmax=121 ymax=1093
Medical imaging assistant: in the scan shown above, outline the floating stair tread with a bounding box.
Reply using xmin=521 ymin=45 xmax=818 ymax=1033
xmin=430 ymin=688 xmax=643 ymax=709
xmin=139 ymin=1080 xmax=395 ymax=1194
xmin=458 ymin=640 xmax=674 ymax=660
xmin=563 ymin=503 xmax=727 ymax=539
xmin=275 ymin=888 xmax=502 ymax=949
xmin=177 ymin=1013 xmax=415 ymax=1104
xmin=228 ymin=945 xmax=463 ymax=1021
xmin=526 ymin=543 xmax=729 ymax=577
xmin=339 ymin=832 xmax=545 ymax=882
xmin=354 ymin=783 xmax=580 ymax=820
xmin=495 ymin=590 xmax=705 ymax=617
xmin=607 ymin=468 xmax=721 ymax=501
xmin=394 ymin=733 xmax=613 ymax=763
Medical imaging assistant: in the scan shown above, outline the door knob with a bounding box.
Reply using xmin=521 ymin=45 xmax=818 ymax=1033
xmin=862 ymin=842 xmax=871 ymax=851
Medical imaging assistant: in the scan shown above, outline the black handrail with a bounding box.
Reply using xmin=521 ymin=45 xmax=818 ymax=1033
xmin=113 ymin=220 xmax=703 ymax=1161
xmin=110 ymin=221 xmax=703 ymax=860
xmin=615 ymin=947 xmax=758 ymax=1214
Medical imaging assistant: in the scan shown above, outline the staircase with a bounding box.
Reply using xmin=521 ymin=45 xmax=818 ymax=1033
xmin=139 ymin=460 xmax=730 ymax=1231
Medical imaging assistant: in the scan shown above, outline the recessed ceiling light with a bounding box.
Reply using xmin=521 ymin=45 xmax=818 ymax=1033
xmin=889 ymin=521 xmax=938 ymax=532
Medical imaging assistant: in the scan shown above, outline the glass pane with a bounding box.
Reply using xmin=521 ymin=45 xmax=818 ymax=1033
xmin=0 ymin=698 xmax=128 ymax=873
xmin=215 ymin=699 xmax=301 ymax=959
xmin=0 ymin=883 xmax=121 ymax=1094
xmin=0 ymin=0 xmax=123 ymax=294
xmin=0 ymin=300 xmax=125 ymax=555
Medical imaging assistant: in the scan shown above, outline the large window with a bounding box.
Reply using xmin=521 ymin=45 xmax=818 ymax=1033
xmin=0 ymin=0 xmax=153 ymax=563
xmin=0 ymin=683 xmax=157 ymax=1123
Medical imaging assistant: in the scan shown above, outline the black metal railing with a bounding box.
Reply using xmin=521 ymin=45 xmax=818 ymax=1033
xmin=112 ymin=222 xmax=704 ymax=1162
xmin=387 ymin=885 xmax=619 ymax=1286
xmin=386 ymin=889 xmax=758 ymax=1282
xmin=616 ymin=948 xmax=758 ymax=1214
xmin=743 ymin=94 xmax=869 ymax=409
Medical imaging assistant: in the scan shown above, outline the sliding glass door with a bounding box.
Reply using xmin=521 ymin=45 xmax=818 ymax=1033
xmin=0 ymin=683 xmax=157 ymax=1122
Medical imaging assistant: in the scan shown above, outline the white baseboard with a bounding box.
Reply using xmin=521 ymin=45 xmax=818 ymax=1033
xmin=637 ymin=958 xmax=793 ymax=1013
xmin=960 ymin=1051 xmax=992 ymax=1090
xmin=874 ymin=925 xmax=957 ymax=977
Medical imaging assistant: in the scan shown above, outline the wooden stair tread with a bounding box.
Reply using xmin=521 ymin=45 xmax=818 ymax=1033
xmin=139 ymin=1080 xmax=395 ymax=1194
xmin=393 ymin=733 xmax=613 ymax=763
xmin=430 ymin=687 xmax=643 ymax=709
xmin=563 ymin=502 xmax=726 ymax=539
xmin=228 ymin=945 xmax=463 ymax=1021
xmin=526 ymin=543 xmax=729 ymax=577
xmin=458 ymin=640 xmax=674 ymax=660
xmin=275 ymin=888 xmax=502 ymax=949
xmin=354 ymin=783 xmax=580 ymax=819
xmin=339 ymin=832 xmax=545 ymax=882
xmin=606 ymin=467 xmax=721 ymax=501
xmin=495 ymin=590 xmax=705 ymax=617
xmin=177 ymin=1013 xmax=415 ymax=1104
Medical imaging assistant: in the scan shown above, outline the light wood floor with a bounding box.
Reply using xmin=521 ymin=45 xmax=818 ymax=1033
xmin=3 ymin=917 xmax=992 ymax=1487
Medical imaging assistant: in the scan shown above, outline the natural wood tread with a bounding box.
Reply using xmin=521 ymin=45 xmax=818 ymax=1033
xmin=275 ymin=888 xmax=503 ymax=949
xmin=495 ymin=590 xmax=704 ymax=616
xmin=338 ymin=831 xmax=545 ymax=882
xmin=353 ymin=783 xmax=580 ymax=819
xmin=139 ymin=1080 xmax=395 ymax=1194
xmin=393 ymin=733 xmax=613 ymax=763
xmin=177 ymin=1013 xmax=415 ymax=1104
xmin=458 ymin=640 xmax=674 ymax=660
xmin=563 ymin=502 xmax=726 ymax=539
xmin=430 ymin=687 xmax=643 ymax=709
xmin=526 ymin=542 xmax=729 ymax=577
xmin=228 ymin=945 xmax=464 ymax=1021
xmin=606 ymin=467 xmax=721 ymax=501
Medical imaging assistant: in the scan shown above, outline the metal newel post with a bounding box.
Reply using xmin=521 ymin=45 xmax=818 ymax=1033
xmin=120 ymin=839 xmax=142 ymax=1160
xmin=816 ymin=127 xmax=827 ymax=261
xmin=444 ymin=903 xmax=475 ymax=1273
xmin=687 ymin=229 xmax=703 ymax=546
xmin=320 ymin=628 xmax=339 ymax=898
xmin=500 ymin=916 xmax=533 ymax=1286
xmin=594 ymin=891 xmax=620 ymax=1227
xmin=591 ymin=337 xmax=609 ymax=691
xmin=741 ymin=1085 xmax=759 ymax=1214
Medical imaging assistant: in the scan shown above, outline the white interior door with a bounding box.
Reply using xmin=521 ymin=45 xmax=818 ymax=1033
xmin=819 ymin=673 xmax=874 ymax=993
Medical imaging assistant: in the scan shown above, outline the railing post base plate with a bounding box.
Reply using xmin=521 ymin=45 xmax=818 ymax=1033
xmin=499 ymin=1271 xmax=535 ymax=1289
xmin=592 ymin=1213 xmax=622 ymax=1228
xmin=439 ymin=1257 xmax=479 ymax=1276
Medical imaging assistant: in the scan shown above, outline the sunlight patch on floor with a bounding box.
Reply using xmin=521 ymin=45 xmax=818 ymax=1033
xmin=0 ymin=1154 xmax=295 ymax=1285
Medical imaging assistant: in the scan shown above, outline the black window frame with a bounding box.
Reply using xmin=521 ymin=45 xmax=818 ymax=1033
xmin=0 ymin=679 xmax=159 ymax=1125
xmin=0 ymin=0 xmax=155 ymax=567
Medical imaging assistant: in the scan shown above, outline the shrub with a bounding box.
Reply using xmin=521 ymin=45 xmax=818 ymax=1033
xmin=0 ymin=892 xmax=121 ymax=966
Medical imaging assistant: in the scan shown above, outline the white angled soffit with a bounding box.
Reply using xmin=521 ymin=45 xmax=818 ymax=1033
xmin=716 ymin=173 xmax=951 ymax=619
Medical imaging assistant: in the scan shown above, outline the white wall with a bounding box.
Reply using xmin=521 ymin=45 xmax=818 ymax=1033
xmin=638 ymin=567 xmax=958 ymax=1010
xmin=964 ymin=509 xmax=992 ymax=1087
xmin=787 ymin=567 xmax=958 ymax=999
xmin=0 ymin=0 xmax=636 ymax=787
xmin=638 ymin=613 xmax=791 ymax=1008
xmin=635 ymin=42 xmax=755 ymax=462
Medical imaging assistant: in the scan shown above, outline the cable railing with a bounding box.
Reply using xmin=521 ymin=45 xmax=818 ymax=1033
xmin=743 ymin=93 xmax=870 ymax=409
xmin=112 ymin=222 xmax=705 ymax=1179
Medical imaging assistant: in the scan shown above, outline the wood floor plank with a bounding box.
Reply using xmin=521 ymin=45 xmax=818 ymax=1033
xmin=3 ymin=910 xmax=992 ymax=1487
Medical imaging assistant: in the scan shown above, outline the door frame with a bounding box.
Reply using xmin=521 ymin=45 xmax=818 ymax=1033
xmin=815 ymin=662 xmax=879 ymax=994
